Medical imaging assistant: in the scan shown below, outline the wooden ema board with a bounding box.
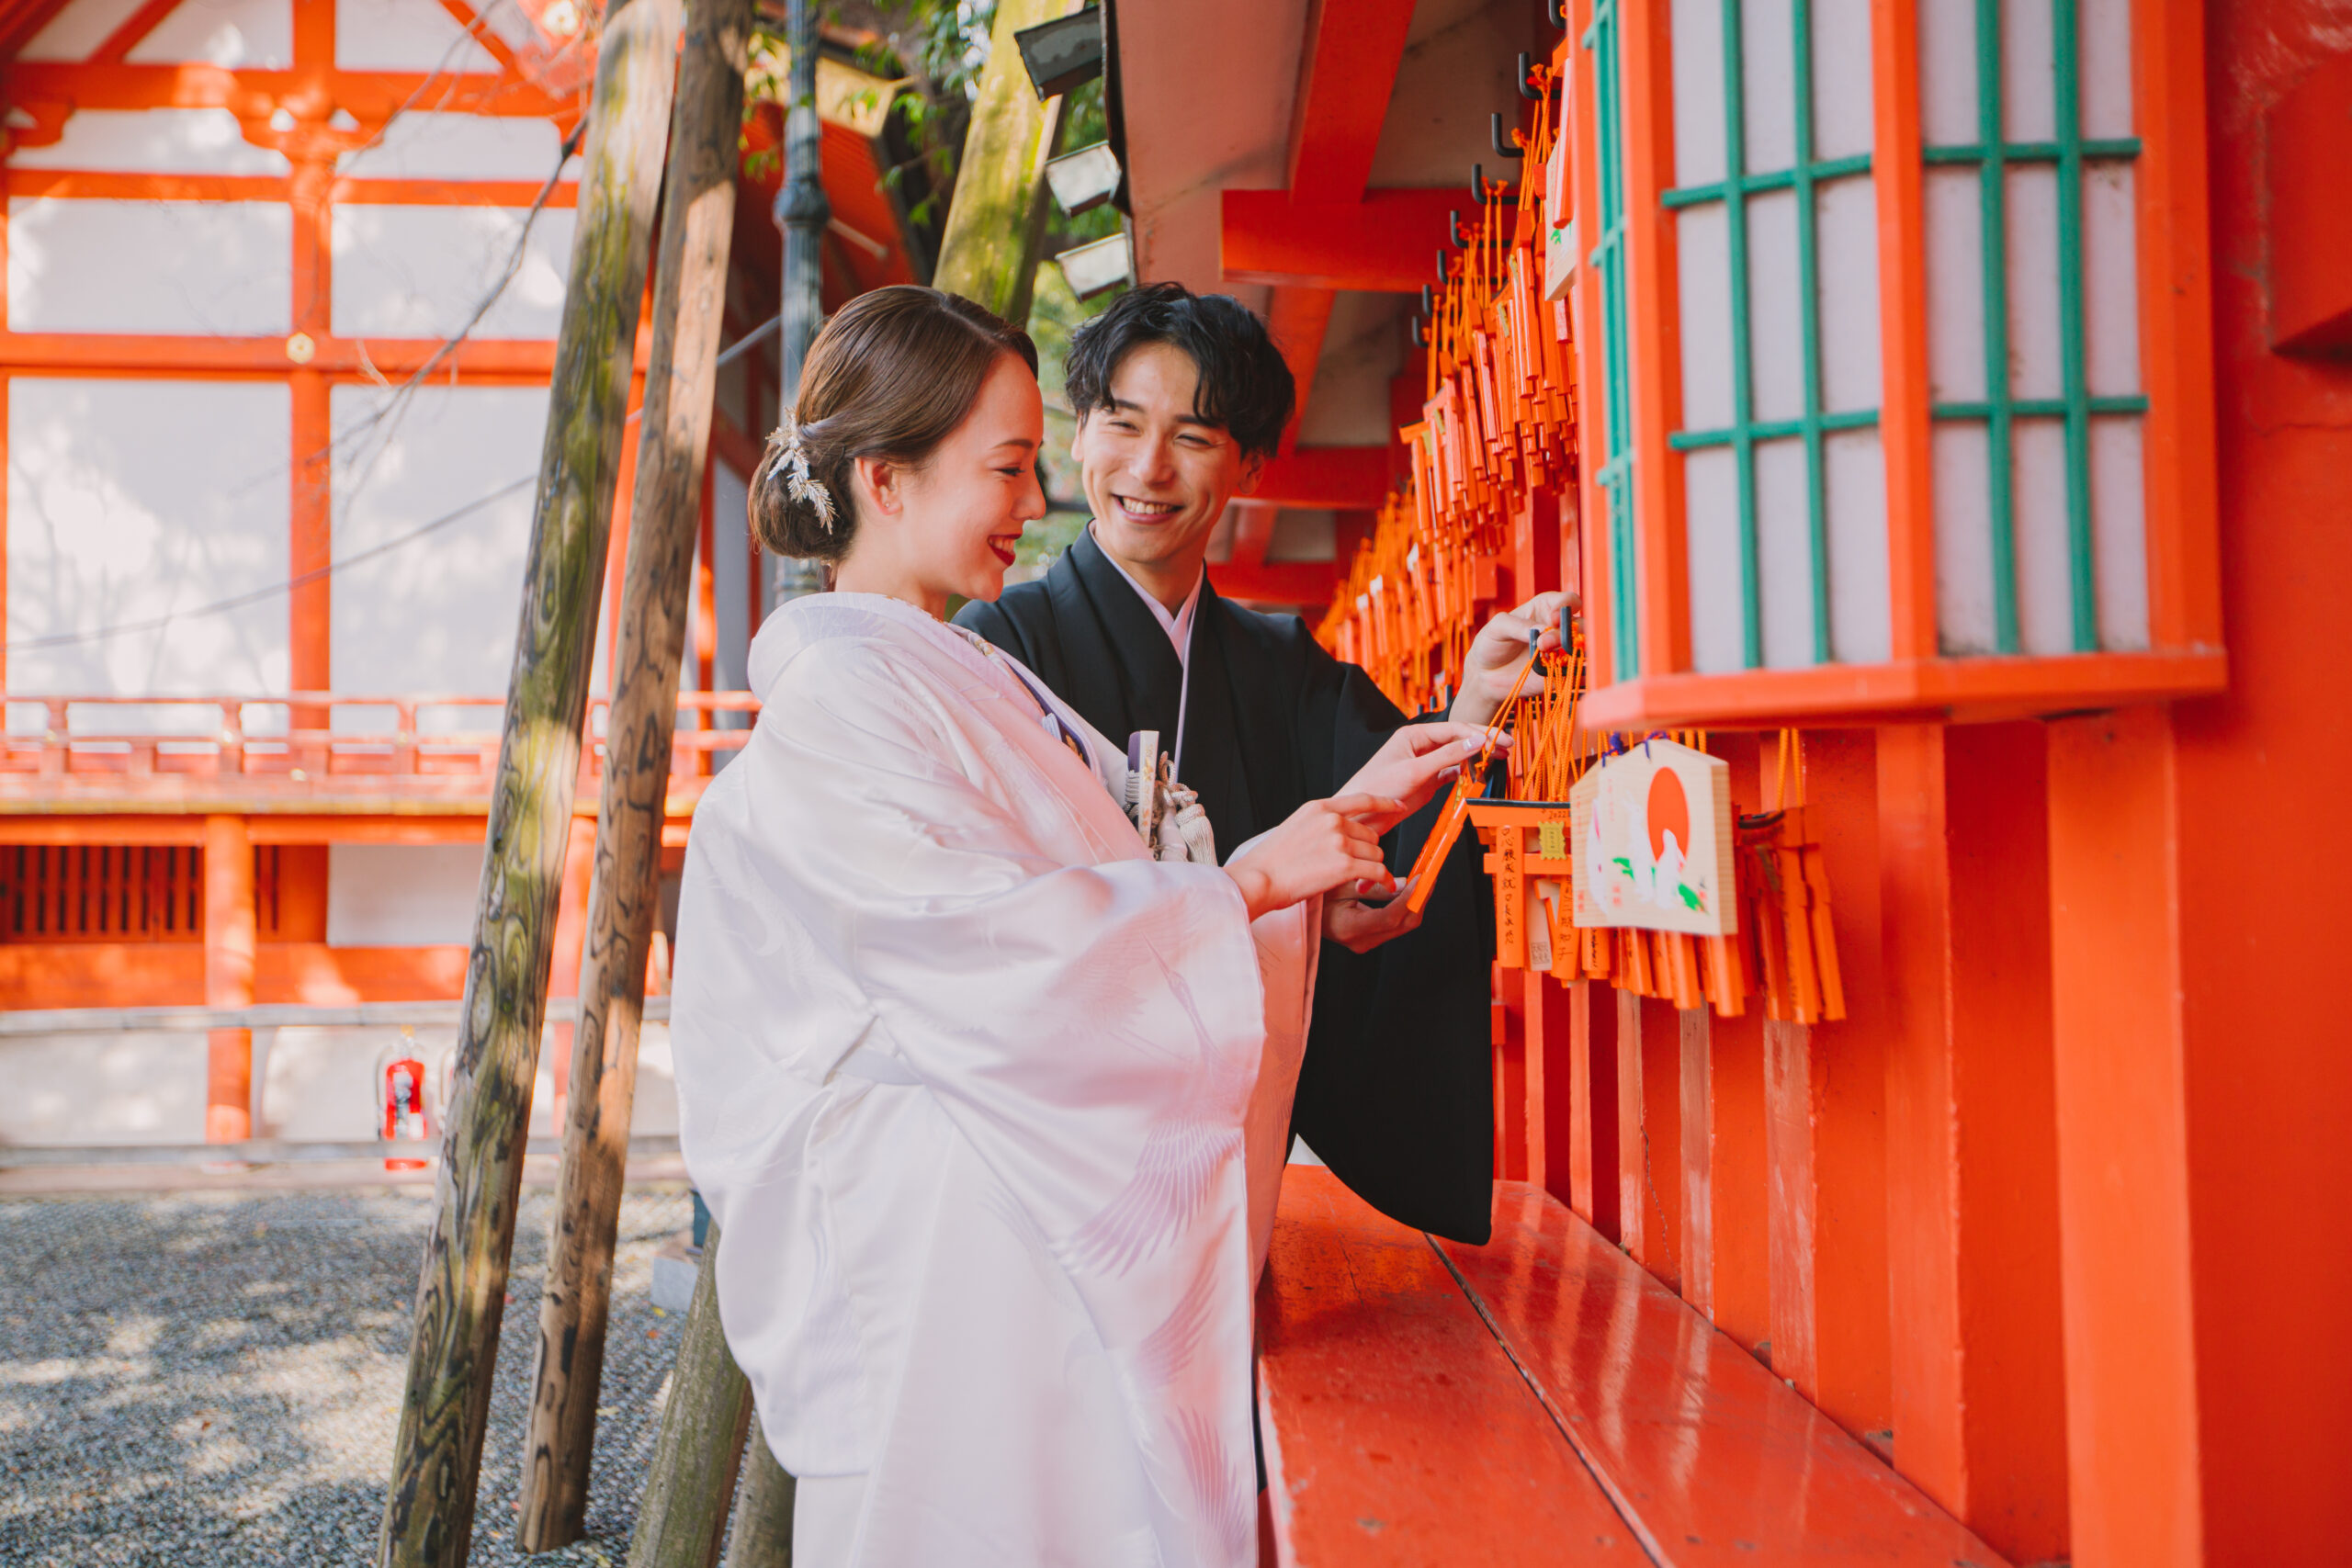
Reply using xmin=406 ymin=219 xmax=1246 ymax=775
xmin=1569 ymin=739 xmax=1736 ymax=937
xmin=1468 ymin=800 xmax=1574 ymax=971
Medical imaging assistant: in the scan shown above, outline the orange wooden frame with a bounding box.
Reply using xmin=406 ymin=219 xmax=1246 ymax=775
xmin=1576 ymin=0 xmax=2224 ymax=732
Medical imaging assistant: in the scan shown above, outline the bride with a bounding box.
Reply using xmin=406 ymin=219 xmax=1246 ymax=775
xmin=668 ymin=286 xmax=1488 ymax=1568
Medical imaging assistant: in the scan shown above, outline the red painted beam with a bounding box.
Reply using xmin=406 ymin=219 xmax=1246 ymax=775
xmin=1250 ymin=444 xmax=1388 ymax=508
xmin=1286 ymin=0 xmax=1419 ymax=200
xmin=1221 ymin=187 xmax=1468 ymax=292
xmin=1206 ymin=561 xmax=1335 ymax=605
xmin=2267 ymin=52 xmax=2352 ymax=353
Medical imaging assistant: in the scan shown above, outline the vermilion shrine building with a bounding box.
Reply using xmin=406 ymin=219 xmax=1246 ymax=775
xmin=1 ymin=0 xmax=2346 ymax=1562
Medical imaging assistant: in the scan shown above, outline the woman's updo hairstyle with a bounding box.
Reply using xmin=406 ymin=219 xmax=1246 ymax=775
xmin=752 ymin=286 xmax=1038 ymax=563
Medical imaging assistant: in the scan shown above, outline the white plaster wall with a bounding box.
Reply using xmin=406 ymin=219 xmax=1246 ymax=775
xmin=326 ymin=842 xmax=484 ymax=947
xmin=0 ymin=1032 xmax=209 ymax=1145
xmin=335 ymin=0 xmax=503 ymax=72
xmin=9 ymin=107 xmax=289 ymax=175
xmin=1368 ymin=0 xmax=1532 ymax=188
xmin=8 ymin=197 xmax=290 ymax=334
xmin=127 ymin=0 xmax=291 ymax=68
xmin=1297 ymin=292 xmax=1408 ymax=446
xmin=332 ymin=203 xmax=573 ymax=339
xmin=329 ymin=383 xmax=547 ymax=705
xmin=20 ymin=0 xmax=153 ymax=61
xmin=1265 ymin=509 xmax=1338 ymax=563
xmin=8 ymin=378 xmax=290 ymax=698
xmin=337 ymin=111 xmax=574 ymax=183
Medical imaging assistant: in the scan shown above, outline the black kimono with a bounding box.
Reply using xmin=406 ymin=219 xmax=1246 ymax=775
xmin=955 ymin=530 xmax=1494 ymax=1243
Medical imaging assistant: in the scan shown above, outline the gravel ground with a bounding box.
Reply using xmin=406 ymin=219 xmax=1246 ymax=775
xmin=0 ymin=1183 xmax=698 ymax=1567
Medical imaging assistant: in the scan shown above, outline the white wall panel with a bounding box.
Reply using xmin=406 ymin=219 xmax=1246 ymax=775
xmin=1933 ymin=421 xmax=1996 ymax=652
xmin=2005 ymin=165 xmax=2064 ymax=399
xmin=1670 ymin=0 xmax=1728 ymax=188
xmin=2083 ymin=162 xmax=2140 ymax=395
xmin=127 ymin=0 xmax=289 ymax=67
xmin=9 ymin=107 xmax=289 ymax=175
xmin=1815 ymin=175 xmax=1883 ymax=413
xmin=1811 ymin=0 xmax=1875 ymax=160
xmin=8 ymin=197 xmax=289 ymax=334
xmin=2079 ymin=0 xmax=2135 ymax=137
xmin=326 ymin=842 xmax=485 ymax=947
xmin=8 ymin=378 xmax=290 ymax=696
xmin=18 ymin=0 xmax=147 ymax=61
xmin=337 ymin=112 xmax=571 ymax=183
xmin=2010 ymin=418 xmax=2074 ymax=653
xmin=1745 ymin=189 xmax=1804 ymax=423
xmin=335 ymin=0 xmax=503 ymax=71
xmin=1824 ymin=427 xmax=1891 ymax=662
xmin=332 ymin=204 xmax=572 ymax=339
xmin=1741 ymin=0 xmax=1798 ymax=172
xmin=1683 ymin=446 xmax=1746 ymax=671
xmin=1754 ymin=435 xmax=1815 ymax=666
xmin=1676 ymin=204 xmax=1736 ymax=431
xmin=1999 ymin=0 xmax=2058 ymax=141
xmin=329 ymin=383 xmax=546 ymax=705
xmin=1924 ymin=167 xmax=1987 ymax=401
xmin=1918 ymin=0 xmax=1982 ymax=144
xmin=1295 ymin=293 xmax=1406 ymax=446
xmin=2091 ymin=415 xmax=2148 ymax=649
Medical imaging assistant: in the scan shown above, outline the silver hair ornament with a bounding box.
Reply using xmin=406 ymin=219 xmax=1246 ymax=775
xmin=774 ymin=415 xmax=836 ymax=533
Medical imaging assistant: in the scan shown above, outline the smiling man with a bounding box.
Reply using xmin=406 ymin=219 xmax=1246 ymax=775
xmin=956 ymin=283 xmax=1567 ymax=1243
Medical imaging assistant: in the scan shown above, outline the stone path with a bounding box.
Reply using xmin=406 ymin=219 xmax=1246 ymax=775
xmin=0 ymin=1184 xmax=695 ymax=1566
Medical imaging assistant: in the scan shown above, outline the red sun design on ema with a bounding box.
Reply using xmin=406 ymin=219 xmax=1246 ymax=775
xmin=1647 ymin=768 xmax=1690 ymax=861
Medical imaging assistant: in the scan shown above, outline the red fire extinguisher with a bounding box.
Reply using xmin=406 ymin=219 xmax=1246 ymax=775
xmin=383 ymin=1055 xmax=428 ymax=1171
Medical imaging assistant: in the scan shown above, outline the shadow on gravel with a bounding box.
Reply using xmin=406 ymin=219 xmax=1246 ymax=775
xmin=0 ymin=1184 xmax=692 ymax=1567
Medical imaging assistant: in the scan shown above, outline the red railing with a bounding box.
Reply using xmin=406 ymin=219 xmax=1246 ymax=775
xmin=0 ymin=692 xmax=759 ymax=793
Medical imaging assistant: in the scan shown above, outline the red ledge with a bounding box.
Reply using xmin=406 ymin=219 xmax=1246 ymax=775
xmin=1576 ymin=649 xmax=2229 ymax=732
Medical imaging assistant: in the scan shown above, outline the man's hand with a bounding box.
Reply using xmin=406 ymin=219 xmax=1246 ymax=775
xmin=1323 ymin=882 xmax=1424 ymax=953
xmin=1337 ymin=723 xmax=1500 ymax=825
xmin=1449 ymin=590 xmax=1580 ymax=728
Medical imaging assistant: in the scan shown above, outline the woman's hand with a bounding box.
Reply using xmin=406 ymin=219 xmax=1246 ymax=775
xmin=1225 ymin=794 xmax=1402 ymax=921
xmin=1338 ymin=724 xmax=1499 ymax=825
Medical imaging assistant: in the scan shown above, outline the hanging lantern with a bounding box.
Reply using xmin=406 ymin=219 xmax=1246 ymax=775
xmin=1559 ymin=0 xmax=2220 ymax=728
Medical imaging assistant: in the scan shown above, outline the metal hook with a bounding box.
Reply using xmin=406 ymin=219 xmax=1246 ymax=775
xmin=1473 ymin=162 xmax=1485 ymax=197
xmin=1412 ymin=316 xmax=1430 ymax=346
xmin=1420 ymin=283 xmax=1434 ymax=314
xmin=1548 ymin=0 xmax=1569 ymax=28
xmin=1449 ymin=209 xmax=1466 ymax=247
xmin=1491 ymin=112 xmax=1524 ymax=158
xmin=1517 ymin=51 xmax=1544 ymax=101
xmin=1436 ymin=249 xmax=1449 ymax=281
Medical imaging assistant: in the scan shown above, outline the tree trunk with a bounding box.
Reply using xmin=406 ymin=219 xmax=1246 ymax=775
xmin=932 ymin=0 xmax=1075 ymax=324
xmin=517 ymin=0 xmax=756 ymax=1547
xmin=627 ymin=1228 xmax=756 ymax=1568
xmin=376 ymin=2 xmax=683 ymax=1562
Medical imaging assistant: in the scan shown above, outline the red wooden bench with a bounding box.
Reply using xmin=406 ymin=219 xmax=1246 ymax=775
xmin=1257 ymin=1168 xmax=2009 ymax=1566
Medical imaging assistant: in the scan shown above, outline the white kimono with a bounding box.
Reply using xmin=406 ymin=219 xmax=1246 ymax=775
xmin=669 ymin=592 xmax=1317 ymax=1568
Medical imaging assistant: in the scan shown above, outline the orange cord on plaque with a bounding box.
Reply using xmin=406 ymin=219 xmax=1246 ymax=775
xmin=1398 ymin=626 xmax=1552 ymax=916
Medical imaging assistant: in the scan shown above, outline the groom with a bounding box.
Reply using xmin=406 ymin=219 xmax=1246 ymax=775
xmin=956 ymin=283 xmax=1569 ymax=1244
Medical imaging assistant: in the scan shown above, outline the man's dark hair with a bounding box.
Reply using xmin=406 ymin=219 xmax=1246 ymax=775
xmin=1064 ymin=282 xmax=1296 ymax=461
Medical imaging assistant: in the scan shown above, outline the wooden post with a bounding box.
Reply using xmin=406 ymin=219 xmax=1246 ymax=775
xmin=627 ymin=1228 xmax=756 ymax=1568
xmin=202 ymin=814 xmax=256 ymax=1143
xmin=724 ymin=1434 xmax=797 ymax=1568
xmin=932 ymin=0 xmax=1071 ymax=322
xmin=518 ymin=0 xmax=755 ymax=1545
xmin=376 ymin=1 xmax=683 ymax=1561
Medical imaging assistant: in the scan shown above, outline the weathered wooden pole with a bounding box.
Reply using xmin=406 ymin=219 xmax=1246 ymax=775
xmin=377 ymin=1 xmax=683 ymax=1562
xmin=932 ymin=0 xmax=1073 ymax=323
xmin=722 ymin=1434 xmax=797 ymax=1568
xmin=626 ymin=1229 xmax=756 ymax=1568
xmin=516 ymin=0 xmax=757 ymax=1548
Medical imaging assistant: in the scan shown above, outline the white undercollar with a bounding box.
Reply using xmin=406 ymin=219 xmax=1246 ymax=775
xmin=1091 ymin=523 xmax=1203 ymax=669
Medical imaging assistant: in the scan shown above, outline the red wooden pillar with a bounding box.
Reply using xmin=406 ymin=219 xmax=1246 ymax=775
xmin=203 ymin=815 xmax=257 ymax=1142
xmin=1682 ymin=1003 xmax=1769 ymax=1350
xmin=1879 ymin=721 xmax=2070 ymax=1562
xmin=1493 ymin=964 xmax=1528 ymax=1181
xmin=1523 ymin=970 xmax=1577 ymax=1205
xmin=1616 ymin=989 xmax=1681 ymax=1290
xmin=1568 ymin=978 xmax=1621 ymax=1240
xmin=2046 ymin=707 xmax=2203 ymax=1566
xmin=1764 ymin=731 xmax=1892 ymax=1443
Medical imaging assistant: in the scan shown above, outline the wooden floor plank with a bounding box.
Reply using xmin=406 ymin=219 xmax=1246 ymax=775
xmin=1438 ymin=1183 xmax=2010 ymax=1567
xmin=1257 ymin=1168 xmax=1648 ymax=1567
